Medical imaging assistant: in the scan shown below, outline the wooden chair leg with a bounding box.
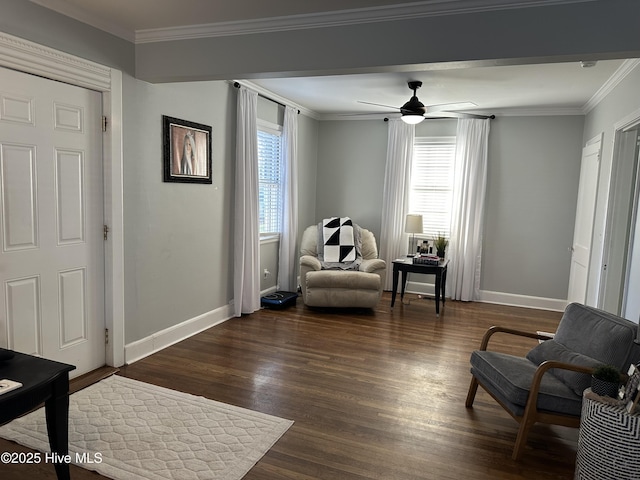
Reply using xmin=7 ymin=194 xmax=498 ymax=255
xmin=512 ymin=414 xmax=536 ymax=460
xmin=465 ymin=377 xmax=479 ymax=408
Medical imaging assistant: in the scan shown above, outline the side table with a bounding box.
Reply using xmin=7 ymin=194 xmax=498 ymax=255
xmin=391 ymin=258 xmax=449 ymax=316
xmin=575 ymin=388 xmax=640 ymax=480
xmin=0 ymin=350 xmax=75 ymax=480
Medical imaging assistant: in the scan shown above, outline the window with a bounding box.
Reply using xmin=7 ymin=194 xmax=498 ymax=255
xmin=257 ymin=123 xmax=283 ymax=235
xmin=408 ymin=137 xmax=456 ymax=239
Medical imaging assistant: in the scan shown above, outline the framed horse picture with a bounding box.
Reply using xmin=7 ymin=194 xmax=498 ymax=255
xmin=162 ymin=115 xmax=212 ymax=184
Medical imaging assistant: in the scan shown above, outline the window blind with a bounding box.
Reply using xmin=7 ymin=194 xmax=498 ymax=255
xmin=257 ymin=129 xmax=283 ymax=234
xmin=409 ymin=137 xmax=456 ymax=239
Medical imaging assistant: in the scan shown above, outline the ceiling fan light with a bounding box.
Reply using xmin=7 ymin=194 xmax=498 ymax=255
xmin=401 ymin=114 xmax=424 ymax=124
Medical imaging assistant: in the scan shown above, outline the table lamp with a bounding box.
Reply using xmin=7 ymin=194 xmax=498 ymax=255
xmin=404 ymin=214 xmax=423 ymax=256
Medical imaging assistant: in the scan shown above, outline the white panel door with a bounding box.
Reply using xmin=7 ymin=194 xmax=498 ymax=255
xmin=567 ymin=140 xmax=601 ymax=305
xmin=0 ymin=67 xmax=105 ymax=376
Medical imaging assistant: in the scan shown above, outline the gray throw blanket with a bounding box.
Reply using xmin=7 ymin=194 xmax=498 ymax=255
xmin=317 ymin=217 xmax=362 ymax=270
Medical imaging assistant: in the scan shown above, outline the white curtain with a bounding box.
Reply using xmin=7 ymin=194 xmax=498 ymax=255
xmin=233 ymin=87 xmax=261 ymax=316
xmin=379 ymin=119 xmax=415 ymax=290
xmin=449 ymin=118 xmax=491 ymax=301
xmin=278 ymin=106 xmax=298 ymax=292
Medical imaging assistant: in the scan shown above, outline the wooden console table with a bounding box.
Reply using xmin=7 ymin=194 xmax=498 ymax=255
xmin=391 ymin=258 xmax=449 ymax=316
xmin=0 ymin=350 xmax=75 ymax=480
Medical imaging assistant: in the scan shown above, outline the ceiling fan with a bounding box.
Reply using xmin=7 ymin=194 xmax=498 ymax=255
xmin=359 ymin=80 xmax=493 ymax=123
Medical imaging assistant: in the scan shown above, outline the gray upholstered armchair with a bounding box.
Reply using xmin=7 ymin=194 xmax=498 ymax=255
xmin=465 ymin=303 xmax=640 ymax=460
xmin=299 ymin=224 xmax=386 ymax=308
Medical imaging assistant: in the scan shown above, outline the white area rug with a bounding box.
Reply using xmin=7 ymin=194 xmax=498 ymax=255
xmin=0 ymin=375 xmax=293 ymax=480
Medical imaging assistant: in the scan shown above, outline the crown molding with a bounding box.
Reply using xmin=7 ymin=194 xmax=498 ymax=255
xmin=26 ymin=0 xmax=600 ymax=46
xmin=583 ymin=58 xmax=640 ymax=114
xmin=0 ymin=31 xmax=111 ymax=91
xmin=487 ymin=107 xmax=585 ymax=116
xmin=135 ymin=0 xmax=596 ymax=44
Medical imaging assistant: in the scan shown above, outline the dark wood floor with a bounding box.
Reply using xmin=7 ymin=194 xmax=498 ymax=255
xmin=1 ymin=293 xmax=577 ymax=479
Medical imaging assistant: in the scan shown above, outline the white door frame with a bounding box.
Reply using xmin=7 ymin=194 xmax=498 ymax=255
xmin=599 ymin=107 xmax=640 ymax=314
xmin=0 ymin=31 xmax=125 ymax=367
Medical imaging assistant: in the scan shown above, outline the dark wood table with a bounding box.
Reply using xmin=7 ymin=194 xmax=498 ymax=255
xmin=0 ymin=350 xmax=75 ymax=480
xmin=391 ymin=258 xmax=449 ymax=315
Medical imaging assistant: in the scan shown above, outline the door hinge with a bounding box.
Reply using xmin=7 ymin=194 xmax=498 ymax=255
xmin=105 ymin=328 xmax=109 ymax=345
xmin=102 ymin=116 xmax=108 ymax=132
xmin=103 ymin=224 xmax=109 ymax=240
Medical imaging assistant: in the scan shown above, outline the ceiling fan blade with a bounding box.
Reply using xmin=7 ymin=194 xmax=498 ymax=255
xmin=425 ymin=101 xmax=477 ymax=113
xmin=358 ymin=100 xmax=400 ymax=110
xmin=424 ymin=111 xmax=494 ymax=120
xmin=337 ymin=111 xmax=397 ymax=117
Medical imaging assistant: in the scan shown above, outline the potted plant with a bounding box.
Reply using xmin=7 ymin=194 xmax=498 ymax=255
xmin=433 ymin=233 xmax=448 ymax=259
xmin=591 ymin=364 xmax=621 ymax=398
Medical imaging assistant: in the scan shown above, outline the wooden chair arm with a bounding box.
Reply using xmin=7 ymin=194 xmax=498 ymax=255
xmin=531 ymin=360 xmax=595 ymax=388
xmin=479 ymin=326 xmax=554 ymax=351
xmin=529 ymin=361 xmax=627 ymax=397
xmin=524 ymin=361 xmax=595 ymax=415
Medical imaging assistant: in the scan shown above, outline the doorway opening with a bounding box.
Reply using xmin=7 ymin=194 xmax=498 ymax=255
xmin=600 ymin=114 xmax=640 ymax=321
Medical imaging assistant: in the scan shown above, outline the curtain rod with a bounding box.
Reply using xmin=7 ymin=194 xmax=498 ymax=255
xmin=233 ymin=82 xmax=299 ymax=114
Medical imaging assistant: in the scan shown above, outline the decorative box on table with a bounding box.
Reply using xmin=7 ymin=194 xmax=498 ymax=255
xmin=412 ymin=254 xmax=440 ymax=266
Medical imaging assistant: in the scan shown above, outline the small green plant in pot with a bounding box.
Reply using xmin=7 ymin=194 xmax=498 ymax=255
xmin=433 ymin=233 xmax=448 ymax=259
xmin=591 ymin=364 xmax=621 ymax=398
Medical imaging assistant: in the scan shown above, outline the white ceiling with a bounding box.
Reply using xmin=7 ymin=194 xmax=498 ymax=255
xmin=28 ymin=0 xmax=636 ymax=118
xmin=247 ymin=60 xmax=627 ymax=118
xmin=31 ymin=0 xmax=421 ymax=32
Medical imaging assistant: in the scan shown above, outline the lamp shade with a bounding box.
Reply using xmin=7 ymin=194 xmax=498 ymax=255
xmin=405 ymin=214 xmax=423 ymax=234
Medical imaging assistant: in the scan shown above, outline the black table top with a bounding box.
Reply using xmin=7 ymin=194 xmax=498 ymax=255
xmin=393 ymin=257 xmax=449 ymax=267
xmin=0 ymin=349 xmax=75 ymax=410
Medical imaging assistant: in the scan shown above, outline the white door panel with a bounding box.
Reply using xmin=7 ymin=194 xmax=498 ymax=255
xmin=1 ymin=143 xmax=38 ymax=251
xmin=567 ymin=140 xmax=601 ymax=305
xmin=0 ymin=67 xmax=105 ymax=376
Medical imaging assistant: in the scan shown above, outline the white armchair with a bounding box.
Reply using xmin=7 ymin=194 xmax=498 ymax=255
xmin=299 ymin=224 xmax=386 ymax=308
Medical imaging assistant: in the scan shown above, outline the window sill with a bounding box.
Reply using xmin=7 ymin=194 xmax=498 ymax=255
xmin=260 ymin=234 xmax=280 ymax=245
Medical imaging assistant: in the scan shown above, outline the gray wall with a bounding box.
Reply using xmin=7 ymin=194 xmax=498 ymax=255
xmin=123 ymin=79 xmax=236 ymax=342
xmin=482 ymin=116 xmax=585 ymax=298
xmin=315 ymin=120 xmax=388 ymax=241
xmin=136 ymin=0 xmax=640 ymax=82
xmin=0 ymin=0 xmax=134 ymax=74
xmin=314 ymin=116 xmax=585 ymax=300
xmin=122 ymin=83 xmax=319 ymax=340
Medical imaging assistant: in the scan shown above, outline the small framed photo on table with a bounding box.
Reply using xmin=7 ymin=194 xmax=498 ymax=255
xmin=163 ymin=115 xmax=212 ymax=184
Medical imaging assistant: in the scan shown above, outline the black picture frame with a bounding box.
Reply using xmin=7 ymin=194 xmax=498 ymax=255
xmin=162 ymin=115 xmax=212 ymax=184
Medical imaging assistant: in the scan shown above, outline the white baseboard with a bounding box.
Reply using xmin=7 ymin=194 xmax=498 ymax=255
xmin=125 ymin=303 xmax=235 ymax=365
xmin=405 ymin=281 xmax=566 ymax=312
xmin=261 ymin=285 xmax=278 ymax=296
xmin=477 ymin=290 xmax=567 ymax=312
